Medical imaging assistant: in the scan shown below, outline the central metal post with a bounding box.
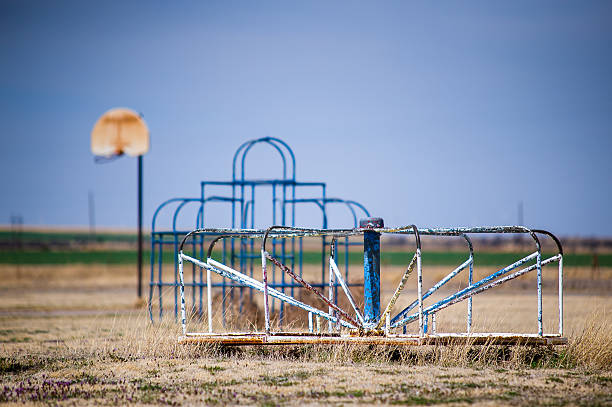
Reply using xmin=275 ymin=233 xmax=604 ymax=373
xmin=361 ymin=217 xmax=383 ymax=326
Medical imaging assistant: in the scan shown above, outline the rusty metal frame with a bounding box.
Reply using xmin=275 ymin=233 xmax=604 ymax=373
xmin=176 ymin=225 xmax=566 ymax=346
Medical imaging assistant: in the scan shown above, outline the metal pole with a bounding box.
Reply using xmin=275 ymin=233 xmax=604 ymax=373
xmin=537 ymin=251 xmax=543 ymax=336
xmin=559 ymin=255 xmax=564 ymax=336
xmin=207 ymin=259 xmax=213 ymax=333
xmin=261 ymin=249 xmax=271 ymax=334
xmin=328 ymin=245 xmax=335 ymax=333
xmin=417 ymin=247 xmax=423 ymax=337
xmin=178 ymin=252 xmax=186 ymax=335
xmin=468 ymin=256 xmax=473 ymax=333
xmin=361 ymin=217 xmax=383 ymax=327
xmin=137 ymin=155 xmax=143 ymax=298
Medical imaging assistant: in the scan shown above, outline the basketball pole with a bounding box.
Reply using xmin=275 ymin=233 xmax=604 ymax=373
xmin=137 ymin=155 xmax=143 ymax=298
xmin=91 ymin=108 xmax=149 ymax=300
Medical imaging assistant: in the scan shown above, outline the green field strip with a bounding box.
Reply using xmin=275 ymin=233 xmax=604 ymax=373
xmin=0 ymin=231 xmax=146 ymax=243
xmin=0 ymin=249 xmax=609 ymax=267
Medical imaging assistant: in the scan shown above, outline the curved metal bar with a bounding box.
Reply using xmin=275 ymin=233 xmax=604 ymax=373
xmin=151 ymin=197 xmax=202 ymax=232
xmin=232 ymin=137 xmax=297 ymax=182
xmin=463 ymin=234 xmax=474 ymax=333
xmin=266 ymin=137 xmax=296 ymax=180
xmin=323 ymin=198 xmax=360 ymax=227
xmin=524 ymin=228 xmax=543 ymax=336
xmin=412 ymin=224 xmax=421 ymax=250
xmin=283 ymin=198 xmax=329 ymax=224
xmin=231 ymin=139 xmax=255 ymax=182
xmin=243 ymin=200 xmax=253 ymax=226
xmin=345 ymin=200 xmax=371 ymax=218
xmin=525 ymin=227 xmax=542 ymax=253
xmin=240 ymin=139 xmax=287 ymax=182
xmin=530 ymin=229 xmax=563 ymax=336
xmin=172 ymin=199 xmax=205 ymax=234
xmin=153 ymin=196 xmax=238 ymax=234
xmin=462 ymin=233 xmax=474 ymax=254
xmin=532 ymin=229 xmax=563 ymax=256
xmin=206 ymin=235 xmax=233 ymax=259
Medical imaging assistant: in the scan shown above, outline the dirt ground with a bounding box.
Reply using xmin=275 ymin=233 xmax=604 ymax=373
xmin=1 ymin=264 xmax=611 ymax=406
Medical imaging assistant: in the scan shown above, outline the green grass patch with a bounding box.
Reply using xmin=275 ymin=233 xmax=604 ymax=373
xmin=0 ymin=357 xmax=43 ymax=374
xmin=0 ymin=230 xmax=144 ymax=244
xmin=3 ymin=230 xmax=610 ymax=268
xmin=1 ymin=248 xmax=610 ymax=268
xmin=0 ymin=250 xmax=167 ymax=265
xmin=202 ymin=365 xmax=225 ymax=375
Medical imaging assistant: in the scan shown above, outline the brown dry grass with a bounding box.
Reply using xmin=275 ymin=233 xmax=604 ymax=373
xmin=1 ymin=264 xmax=611 ymax=405
xmin=1 ymin=310 xmax=611 ymax=406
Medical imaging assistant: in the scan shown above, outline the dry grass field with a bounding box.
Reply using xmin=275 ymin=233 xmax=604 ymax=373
xmin=1 ymin=263 xmax=611 ymax=406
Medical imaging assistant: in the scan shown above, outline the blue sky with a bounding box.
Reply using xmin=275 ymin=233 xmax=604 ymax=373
xmin=0 ymin=1 xmax=610 ymax=236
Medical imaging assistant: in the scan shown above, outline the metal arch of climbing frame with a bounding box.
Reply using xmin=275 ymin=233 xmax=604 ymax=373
xmin=150 ymin=197 xmax=203 ymax=321
xmin=150 ymin=196 xmax=240 ymax=320
xmin=231 ymin=137 xmax=295 ymax=286
xmin=149 ymin=137 xmax=371 ymax=324
xmin=175 ymin=224 xmax=565 ymax=346
xmin=232 ymin=137 xmax=296 ymax=182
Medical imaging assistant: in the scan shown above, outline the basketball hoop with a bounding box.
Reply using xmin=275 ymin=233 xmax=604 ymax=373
xmin=91 ymin=108 xmax=149 ymax=159
xmin=91 ymin=107 xmax=150 ymax=299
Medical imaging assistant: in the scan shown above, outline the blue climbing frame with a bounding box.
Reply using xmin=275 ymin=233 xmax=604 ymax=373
xmin=148 ymin=137 xmax=370 ymax=323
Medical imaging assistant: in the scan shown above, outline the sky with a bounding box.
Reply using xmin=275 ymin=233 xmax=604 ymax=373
xmin=0 ymin=1 xmax=611 ymax=236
